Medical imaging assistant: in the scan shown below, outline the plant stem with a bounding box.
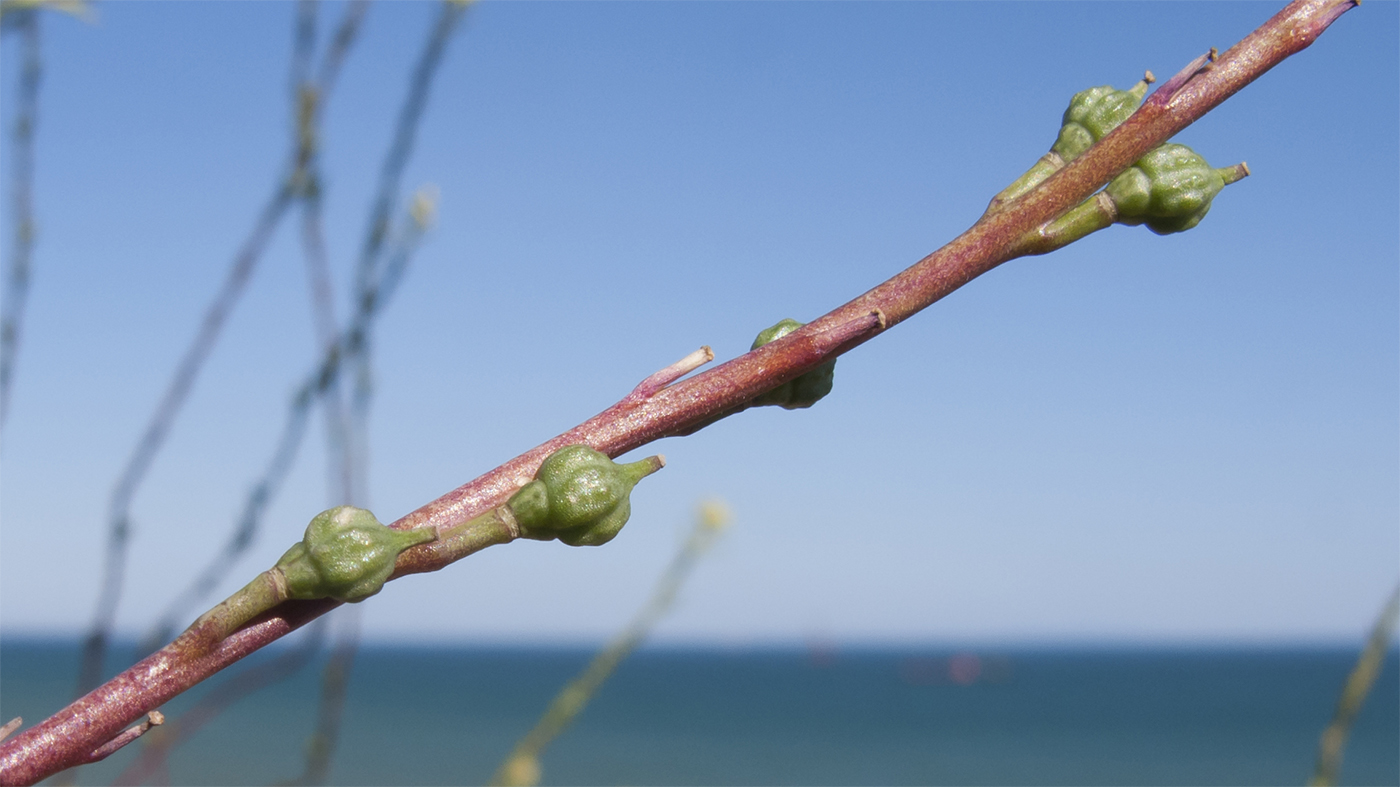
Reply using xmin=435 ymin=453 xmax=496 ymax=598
xmin=0 ymin=2 xmax=1358 ymax=783
xmin=1309 ymin=583 xmax=1400 ymax=786
xmin=0 ymin=7 xmax=40 ymax=432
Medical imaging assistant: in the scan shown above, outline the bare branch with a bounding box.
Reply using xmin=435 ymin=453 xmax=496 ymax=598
xmin=0 ymin=3 xmax=1358 ymax=783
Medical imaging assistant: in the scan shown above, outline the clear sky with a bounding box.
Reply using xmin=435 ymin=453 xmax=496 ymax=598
xmin=1 ymin=1 xmax=1396 ymax=647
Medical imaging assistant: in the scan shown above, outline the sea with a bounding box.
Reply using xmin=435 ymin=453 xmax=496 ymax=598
xmin=1 ymin=639 xmax=1396 ymax=786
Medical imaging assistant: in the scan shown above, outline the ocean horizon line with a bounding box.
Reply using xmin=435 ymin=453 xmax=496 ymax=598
xmin=3 ymin=630 xmax=1394 ymax=654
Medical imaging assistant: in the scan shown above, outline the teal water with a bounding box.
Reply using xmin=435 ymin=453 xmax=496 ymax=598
xmin=1 ymin=640 xmax=1396 ymax=785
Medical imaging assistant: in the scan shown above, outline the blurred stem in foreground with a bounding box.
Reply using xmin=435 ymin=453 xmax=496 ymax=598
xmin=491 ymin=501 xmax=732 ymax=787
xmin=1308 ymin=582 xmax=1400 ymax=787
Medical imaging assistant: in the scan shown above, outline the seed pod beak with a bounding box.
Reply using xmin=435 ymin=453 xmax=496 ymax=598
xmin=619 ymin=455 xmax=665 ymax=487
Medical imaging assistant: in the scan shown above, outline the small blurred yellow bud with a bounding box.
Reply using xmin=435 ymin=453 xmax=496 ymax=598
xmin=409 ymin=184 xmax=439 ymax=230
xmin=698 ymin=500 xmax=732 ymax=533
xmin=497 ymin=754 xmax=541 ymax=787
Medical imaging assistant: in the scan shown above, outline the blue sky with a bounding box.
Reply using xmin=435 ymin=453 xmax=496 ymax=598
xmin=1 ymin=1 xmax=1396 ymax=646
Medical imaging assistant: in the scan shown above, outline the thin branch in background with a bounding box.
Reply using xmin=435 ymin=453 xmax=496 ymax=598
xmin=347 ymin=0 xmax=468 ymax=500
xmin=492 ymin=502 xmax=732 ymax=787
xmin=1309 ymin=582 xmax=1400 ymax=787
xmin=292 ymin=146 xmax=451 ymax=787
xmin=74 ymin=179 xmax=295 ymax=705
xmin=120 ymin=4 xmax=373 ymax=780
xmin=300 ymin=171 xmax=355 ymax=507
xmin=0 ymin=3 xmax=1361 ymax=783
xmin=285 ymin=4 xmax=463 ymax=782
xmin=315 ymin=0 xmax=369 ymax=93
xmin=0 ymin=6 xmax=41 ymax=432
xmin=279 ymin=612 xmax=361 ymax=787
xmin=352 ymin=0 xmax=464 ymax=298
xmin=290 ymin=11 xmax=367 ymax=785
xmin=113 ymin=621 xmax=328 ymax=787
xmin=290 ymin=0 xmax=315 ymax=97
xmin=137 ymin=384 xmax=316 ymax=655
xmin=73 ymin=0 xmax=372 ymax=708
xmin=290 ymin=6 xmax=465 ymax=780
xmin=138 ymin=192 xmax=437 ymax=657
xmin=138 ymin=1 xmax=372 ymax=656
xmin=294 ymin=0 xmax=363 ymax=507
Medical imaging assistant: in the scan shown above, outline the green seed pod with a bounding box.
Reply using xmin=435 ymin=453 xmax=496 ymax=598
xmin=509 ymin=445 xmax=663 ymax=547
xmin=277 ymin=506 xmax=436 ymax=602
xmin=1106 ymin=143 xmax=1232 ymax=235
xmin=1051 ymin=80 xmax=1151 ymax=163
xmin=750 ymin=318 xmax=835 ymax=410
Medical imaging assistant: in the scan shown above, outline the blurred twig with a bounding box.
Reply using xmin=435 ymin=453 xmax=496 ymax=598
xmin=346 ymin=0 xmax=468 ymax=499
xmin=137 ymin=383 xmax=316 ymax=654
xmin=73 ymin=176 xmax=296 ymax=716
xmin=137 ymin=192 xmax=436 ymax=658
xmin=71 ymin=3 xmax=369 ymax=781
xmin=286 ymin=4 xmax=462 ymax=783
xmin=122 ymin=6 xmax=366 ymax=782
xmin=492 ymin=502 xmax=732 ymax=787
xmin=282 ymin=612 xmax=361 ymax=787
xmin=0 ymin=6 xmax=40 ymax=432
xmin=1309 ymin=582 xmax=1400 ymax=787
xmin=0 ymin=1 xmax=91 ymax=434
xmin=136 ymin=2 xmax=370 ymax=659
xmin=295 ymin=0 xmax=365 ymax=507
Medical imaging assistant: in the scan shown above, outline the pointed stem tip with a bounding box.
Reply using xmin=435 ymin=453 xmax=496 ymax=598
xmin=618 ymin=454 xmax=667 ymax=487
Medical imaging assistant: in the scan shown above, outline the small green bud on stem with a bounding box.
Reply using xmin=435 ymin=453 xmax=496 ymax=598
xmin=750 ymin=319 xmax=836 ymax=409
xmin=988 ymin=73 xmax=1154 ymax=214
xmin=1013 ymin=143 xmax=1247 ymax=255
xmin=278 ymin=506 xmax=437 ymax=602
xmin=179 ymin=507 xmax=437 ymax=650
xmin=1052 ymin=76 xmax=1154 ymax=163
xmin=509 ymin=445 xmax=665 ymax=547
xmin=1105 ymin=143 xmax=1245 ymax=234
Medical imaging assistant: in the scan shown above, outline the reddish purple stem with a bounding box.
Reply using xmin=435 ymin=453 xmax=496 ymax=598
xmin=0 ymin=1 xmax=1356 ymax=783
